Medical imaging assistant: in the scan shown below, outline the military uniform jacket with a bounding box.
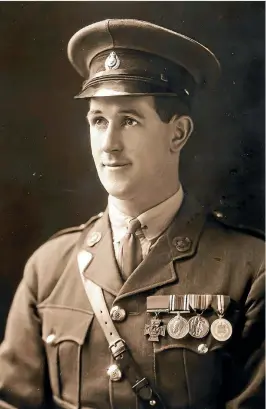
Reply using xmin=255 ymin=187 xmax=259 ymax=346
xmin=0 ymin=197 xmax=264 ymax=409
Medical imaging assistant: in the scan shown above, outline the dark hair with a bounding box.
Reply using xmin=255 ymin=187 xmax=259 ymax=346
xmin=152 ymin=96 xmax=190 ymax=123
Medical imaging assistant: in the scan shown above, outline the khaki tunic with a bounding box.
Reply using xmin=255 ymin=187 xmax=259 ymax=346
xmin=0 ymin=196 xmax=264 ymax=409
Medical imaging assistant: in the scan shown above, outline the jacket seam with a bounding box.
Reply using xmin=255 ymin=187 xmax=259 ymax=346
xmin=37 ymin=304 xmax=94 ymax=315
xmin=109 ymin=355 xmax=115 ymax=409
xmin=252 ymin=258 xmax=265 ymax=284
xmin=153 ymin=341 xmax=157 ymax=385
xmin=77 ymin=344 xmax=82 ymax=408
xmin=183 ymin=348 xmax=192 ymax=407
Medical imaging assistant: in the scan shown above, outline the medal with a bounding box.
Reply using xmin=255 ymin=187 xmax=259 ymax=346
xmin=144 ymin=315 xmax=166 ymax=342
xmin=188 ymin=294 xmax=212 ymax=339
xmin=188 ymin=315 xmax=209 ymax=338
xmin=211 ymin=318 xmax=232 ymax=341
xmin=211 ymin=295 xmax=232 ymax=341
xmin=167 ymin=313 xmax=189 ymax=339
xmin=167 ymin=295 xmax=189 ymax=339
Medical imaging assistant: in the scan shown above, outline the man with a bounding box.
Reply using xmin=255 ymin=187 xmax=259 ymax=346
xmin=0 ymin=19 xmax=264 ymax=409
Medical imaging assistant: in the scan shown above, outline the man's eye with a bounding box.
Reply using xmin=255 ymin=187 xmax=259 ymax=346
xmin=90 ymin=117 xmax=107 ymax=127
xmin=123 ymin=117 xmax=138 ymax=127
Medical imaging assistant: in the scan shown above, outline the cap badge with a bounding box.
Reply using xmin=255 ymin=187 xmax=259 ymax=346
xmin=105 ymin=51 xmax=120 ymax=71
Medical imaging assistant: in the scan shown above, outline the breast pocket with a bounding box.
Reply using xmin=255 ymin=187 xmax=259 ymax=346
xmin=40 ymin=307 xmax=94 ymax=406
xmin=153 ymin=309 xmax=240 ymax=408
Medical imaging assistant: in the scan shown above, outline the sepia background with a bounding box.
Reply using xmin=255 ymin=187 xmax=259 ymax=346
xmin=0 ymin=1 xmax=264 ymax=339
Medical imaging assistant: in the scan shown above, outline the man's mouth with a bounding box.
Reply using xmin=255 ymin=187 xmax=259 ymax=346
xmin=103 ymin=162 xmax=130 ymax=168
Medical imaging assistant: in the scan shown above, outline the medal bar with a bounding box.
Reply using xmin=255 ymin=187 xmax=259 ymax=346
xmin=146 ymin=295 xmax=191 ymax=314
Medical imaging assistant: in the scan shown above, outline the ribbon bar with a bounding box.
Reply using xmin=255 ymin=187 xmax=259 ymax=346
xmin=147 ymin=294 xmax=231 ymax=314
xmin=147 ymin=295 xmax=190 ymax=313
xmin=147 ymin=296 xmax=170 ymax=313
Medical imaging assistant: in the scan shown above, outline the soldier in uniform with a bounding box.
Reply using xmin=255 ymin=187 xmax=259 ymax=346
xmin=0 ymin=19 xmax=264 ymax=409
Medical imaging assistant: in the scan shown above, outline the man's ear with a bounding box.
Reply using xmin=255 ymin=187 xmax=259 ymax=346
xmin=170 ymin=115 xmax=194 ymax=152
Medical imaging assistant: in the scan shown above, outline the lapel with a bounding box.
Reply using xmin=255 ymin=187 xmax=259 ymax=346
xmin=83 ymin=209 xmax=124 ymax=296
xmin=116 ymin=192 xmax=207 ymax=300
xmin=82 ymin=193 xmax=207 ymax=301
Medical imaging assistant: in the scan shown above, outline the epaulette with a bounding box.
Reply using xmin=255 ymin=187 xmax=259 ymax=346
xmin=211 ymin=209 xmax=265 ymax=240
xmin=48 ymin=212 xmax=104 ymax=241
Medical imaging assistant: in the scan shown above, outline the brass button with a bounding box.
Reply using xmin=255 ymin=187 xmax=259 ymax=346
xmin=150 ymin=400 xmax=157 ymax=406
xmin=46 ymin=333 xmax=56 ymax=345
xmin=213 ymin=210 xmax=223 ymax=219
xmin=107 ymin=364 xmax=122 ymax=381
xmin=198 ymin=343 xmax=208 ymax=354
xmin=173 ymin=236 xmax=192 ymax=252
xmin=110 ymin=306 xmax=127 ymax=322
xmin=86 ymin=231 xmax=102 ymax=247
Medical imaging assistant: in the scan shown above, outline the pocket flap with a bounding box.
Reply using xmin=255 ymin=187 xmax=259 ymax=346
xmin=40 ymin=307 xmax=94 ymax=345
xmin=155 ymin=332 xmax=223 ymax=354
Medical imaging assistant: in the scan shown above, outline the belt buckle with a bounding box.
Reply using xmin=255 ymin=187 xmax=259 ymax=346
xmin=109 ymin=338 xmax=127 ymax=359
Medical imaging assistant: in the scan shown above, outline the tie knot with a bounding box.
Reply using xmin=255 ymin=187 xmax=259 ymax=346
xmin=127 ymin=218 xmax=141 ymax=234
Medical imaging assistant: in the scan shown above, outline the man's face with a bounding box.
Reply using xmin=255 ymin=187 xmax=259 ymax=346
xmin=87 ymin=95 xmax=178 ymax=202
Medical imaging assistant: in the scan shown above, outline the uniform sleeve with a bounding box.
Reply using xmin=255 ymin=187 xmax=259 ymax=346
xmin=225 ymin=261 xmax=265 ymax=408
xmin=0 ymin=257 xmax=52 ymax=409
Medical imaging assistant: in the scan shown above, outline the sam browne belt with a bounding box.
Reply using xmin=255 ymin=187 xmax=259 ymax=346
xmin=77 ymin=248 xmax=166 ymax=409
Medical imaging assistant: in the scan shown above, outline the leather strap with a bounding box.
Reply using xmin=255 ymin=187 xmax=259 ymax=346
xmin=77 ymin=249 xmax=166 ymax=409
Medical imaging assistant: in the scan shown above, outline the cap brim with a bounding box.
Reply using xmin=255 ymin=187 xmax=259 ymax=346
xmin=75 ymin=78 xmax=179 ymax=99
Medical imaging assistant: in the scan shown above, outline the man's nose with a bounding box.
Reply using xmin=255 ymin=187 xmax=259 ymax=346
xmin=102 ymin=123 xmax=123 ymax=153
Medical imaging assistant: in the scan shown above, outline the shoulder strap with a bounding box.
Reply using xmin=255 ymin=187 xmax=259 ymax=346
xmin=77 ymin=248 xmax=166 ymax=409
xmin=49 ymin=212 xmax=104 ymax=241
xmin=211 ymin=209 xmax=265 ymax=240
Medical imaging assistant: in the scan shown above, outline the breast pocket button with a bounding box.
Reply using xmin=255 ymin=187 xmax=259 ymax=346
xmin=46 ymin=333 xmax=56 ymax=345
xmin=198 ymin=343 xmax=208 ymax=354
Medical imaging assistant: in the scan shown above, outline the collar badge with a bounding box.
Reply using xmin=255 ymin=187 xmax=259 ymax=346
xmin=105 ymin=51 xmax=120 ymax=71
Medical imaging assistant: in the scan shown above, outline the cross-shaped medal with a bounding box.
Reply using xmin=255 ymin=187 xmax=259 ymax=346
xmin=144 ymin=317 xmax=166 ymax=342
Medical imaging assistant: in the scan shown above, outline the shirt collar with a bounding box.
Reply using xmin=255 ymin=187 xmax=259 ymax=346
xmin=108 ymin=186 xmax=184 ymax=242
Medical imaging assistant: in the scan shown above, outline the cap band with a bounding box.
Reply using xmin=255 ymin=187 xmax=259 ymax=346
xmin=75 ymin=48 xmax=196 ymax=102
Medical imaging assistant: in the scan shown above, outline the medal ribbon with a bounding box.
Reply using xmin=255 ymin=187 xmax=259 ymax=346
xmin=211 ymin=295 xmax=231 ymax=317
xmin=188 ymin=294 xmax=213 ymax=312
xmin=170 ymin=295 xmax=190 ymax=312
xmin=218 ymin=294 xmax=224 ymax=316
xmin=146 ymin=295 xmax=170 ymax=313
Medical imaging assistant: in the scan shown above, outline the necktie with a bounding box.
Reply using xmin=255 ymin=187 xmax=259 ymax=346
xmin=120 ymin=218 xmax=143 ymax=280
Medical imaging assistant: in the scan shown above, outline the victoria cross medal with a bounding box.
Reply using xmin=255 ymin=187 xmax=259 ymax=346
xmin=144 ymin=317 xmax=166 ymax=342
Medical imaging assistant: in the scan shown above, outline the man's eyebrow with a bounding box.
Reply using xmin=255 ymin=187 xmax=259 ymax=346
xmin=118 ymin=109 xmax=145 ymax=119
xmin=88 ymin=108 xmax=145 ymax=119
xmin=87 ymin=109 xmax=102 ymax=115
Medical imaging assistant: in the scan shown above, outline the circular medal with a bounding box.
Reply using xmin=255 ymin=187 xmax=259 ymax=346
xmin=211 ymin=318 xmax=232 ymax=341
xmin=188 ymin=315 xmax=210 ymax=339
xmin=167 ymin=315 xmax=189 ymax=339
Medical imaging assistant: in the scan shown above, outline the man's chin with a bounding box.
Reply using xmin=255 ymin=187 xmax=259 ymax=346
xmin=102 ymin=183 xmax=135 ymax=200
